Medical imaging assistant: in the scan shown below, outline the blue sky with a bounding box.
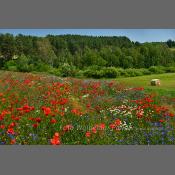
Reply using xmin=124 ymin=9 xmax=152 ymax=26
xmin=0 ymin=29 xmax=175 ymax=43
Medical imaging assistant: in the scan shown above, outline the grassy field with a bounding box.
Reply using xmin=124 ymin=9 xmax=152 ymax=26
xmin=116 ymin=73 xmax=175 ymax=97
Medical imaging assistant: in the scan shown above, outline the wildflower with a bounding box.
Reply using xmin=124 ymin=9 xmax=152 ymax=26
xmin=58 ymin=98 xmax=68 ymax=105
xmin=109 ymin=123 xmax=116 ymax=129
xmin=32 ymin=123 xmax=39 ymax=128
xmin=91 ymin=127 xmax=97 ymax=134
xmin=115 ymin=119 xmax=122 ymax=126
xmin=0 ymin=125 xmax=5 ymax=129
xmin=42 ymin=107 xmax=51 ymax=116
xmin=9 ymin=122 xmax=16 ymax=128
xmin=85 ymin=131 xmax=91 ymax=138
xmin=159 ymin=119 xmax=165 ymax=123
xmin=99 ymin=123 xmax=105 ymax=130
xmin=35 ymin=117 xmax=42 ymax=123
xmin=71 ymin=108 xmax=81 ymax=115
xmin=168 ymin=112 xmax=174 ymax=117
xmin=7 ymin=128 xmax=15 ymax=135
xmin=10 ymin=139 xmax=16 ymax=145
xmin=50 ymin=118 xmax=57 ymax=124
xmin=50 ymin=132 xmax=61 ymax=145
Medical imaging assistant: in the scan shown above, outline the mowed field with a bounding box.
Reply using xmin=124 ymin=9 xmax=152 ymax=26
xmin=0 ymin=71 xmax=175 ymax=145
xmin=116 ymin=73 xmax=175 ymax=97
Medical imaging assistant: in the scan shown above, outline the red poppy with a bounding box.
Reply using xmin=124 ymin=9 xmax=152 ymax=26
xmin=32 ymin=123 xmax=39 ymax=128
xmin=109 ymin=123 xmax=116 ymax=129
xmin=35 ymin=117 xmax=42 ymax=123
xmin=50 ymin=132 xmax=61 ymax=145
xmin=10 ymin=139 xmax=16 ymax=145
xmin=50 ymin=118 xmax=57 ymax=124
xmin=115 ymin=119 xmax=122 ymax=126
xmin=58 ymin=98 xmax=68 ymax=105
xmin=86 ymin=103 xmax=91 ymax=108
xmin=85 ymin=131 xmax=91 ymax=138
xmin=159 ymin=119 xmax=165 ymax=123
xmin=168 ymin=112 xmax=174 ymax=117
xmin=42 ymin=107 xmax=51 ymax=116
xmin=91 ymin=127 xmax=97 ymax=134
xmin=7 ymin=128 xmax=15 ymax=135
xmin=9 ymin=122 xmax=16 ymax=128
xmin=99 ymin=123 xmax=105 ymax=130
xmin=0 ymin=125 xmax=5 ymax=129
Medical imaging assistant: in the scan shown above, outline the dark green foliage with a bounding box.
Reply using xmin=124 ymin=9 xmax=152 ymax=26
xmin=1 ymin=33 xmax=175 ymax=78
xmin=164 ymin=66 xmax=175 ymax=73
xmin=148 ymin=66 xmax=165 ymax=74
xmin=83 ymin=66 xmax=104 ymax=79
xmin=48 ymin=68 xmax=61 ymax=76
xmin=102 ymin=67 xmax=120 ymax=78
xmin=60 ymin=63 xmax=77 ymax=77
xmin=125 ymin=69 xmax=143 ymax=77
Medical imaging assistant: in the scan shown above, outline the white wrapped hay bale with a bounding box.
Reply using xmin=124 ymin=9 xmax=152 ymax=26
xmin=150 ymin=79 xmax=160 ymax=86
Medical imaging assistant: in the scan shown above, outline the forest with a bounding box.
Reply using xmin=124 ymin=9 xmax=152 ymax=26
xmin=0 ymin=33 xmax=175 ymax=78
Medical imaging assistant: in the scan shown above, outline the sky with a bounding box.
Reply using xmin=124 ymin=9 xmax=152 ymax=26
xmin=0 ymin=29 xmax=175 ymax=43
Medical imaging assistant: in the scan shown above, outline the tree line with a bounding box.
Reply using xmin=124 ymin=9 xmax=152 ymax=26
xmin=0 ymin=33 xmax=175 ymax=74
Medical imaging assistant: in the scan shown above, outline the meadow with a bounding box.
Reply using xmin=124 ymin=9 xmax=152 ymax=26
xmin=0 ymin=71 xmax=174 ymax=145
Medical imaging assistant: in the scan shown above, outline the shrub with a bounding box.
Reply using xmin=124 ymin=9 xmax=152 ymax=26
xmin=83 ymin=69 xmax=104 ymax=79
xmin=48 ymin=68 xmax=61 ymax=76
xmin=60 ymin=63 xmax=76 ymax=77
xmin=75 ymin=70 xmax=84 ymax=78
xmin=4 ymin=60 xmax=17 ymax=71
xmin=102 ymin=67 xmax=120 ymax=78
xmin=148 ymin=66 xmax=165 ymax=74
xmin=140 ymin=68 xmax=152 ymax=75
xmin=164 ymin=67 xmax=175 ymax=73
xmin=83 ymin=66 xmax=104 ymax=78
xmin=125 ymin=69 xmax=143 ymax=77
xmin=35 ymin=63 xmax=51 ymax=72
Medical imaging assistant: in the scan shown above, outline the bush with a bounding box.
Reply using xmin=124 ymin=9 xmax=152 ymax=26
xmin=75 ymin=70 xmax=84 ymax=78
xmin=164 ymin=67 xmax=175 ymax=73
xmin=4 ymin=60 xmax=17 ymax=71
xmin=83 ymin=66 xmax=104 ymax=78
xmin=48 ymin=68 xmax=61 ymax=76
xmin=7 ymin=66 xmax=18 ymax=71
xmin=115 ymin=68 xmax=128 ymax=77
xmin=84 ymin=69 xmax=104 ymax=79
xmin=102 ymin=67 xmax=120 ymax=78
xmin=35 ymin=63 xmax=51 ymax=72
xmin=125 ymin=69 xmax=143 ymax=77
xmin=140 ymin=68 xmax=152 ymax=75
xmin=148 ymin=66 xmax=165 ymax=74
xmin=60 ymin=63 xmax=76 ymax=77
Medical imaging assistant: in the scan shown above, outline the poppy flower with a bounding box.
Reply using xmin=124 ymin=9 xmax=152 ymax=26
xmin=109 ymin=123 xmax=116 ymax=129
xmin=99 ymin=123 xmax=105 ymax=130
xmin=115 ymin=119 xmax=122 ymax=126
xmin=59 ymin=98 xmax=68 ymax=105
xmin=9 ymin=122 xmax=16 ymax=128
xmin=168 ymin=113 xmax=174 ymax=117
xmin=0 ymin=125 xmax=5 ymax=129
xmin=7 ymin=128 xmax=15 ymax=135
xmin=85 ymin=131 xmax=91 ymax=138
xmin=43 ymin=107 xmax=51 ymax=116
xmin=10 ymin=139 xmax=16 ymax=145
xmin=32 ymin=123 xmax=39 ymax=128
xmin=50 ymin=132 xmax=61 ymax=145
xmin=91 ymin=127 xmax=97 ymax=134
xmin=35 ymin=117 xmax=42 ymax=123
xmin=50 ymin=118 xmax=57 ymax=124
xmin=159 ymin=119 xmax=165 ymax=123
